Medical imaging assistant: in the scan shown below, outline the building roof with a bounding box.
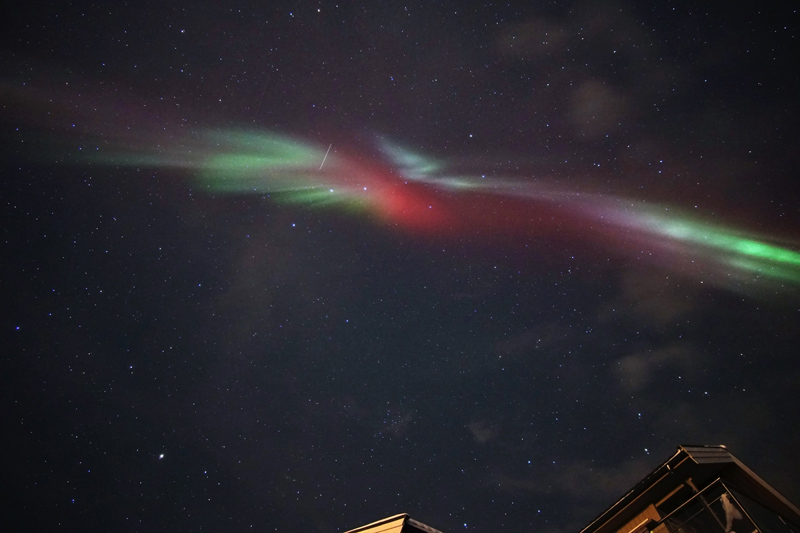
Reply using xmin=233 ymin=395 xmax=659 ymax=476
xmin=580 ymin=444 xmax=800 ymax=533
xmin=344 ymin=513 xmax=443 ymax=533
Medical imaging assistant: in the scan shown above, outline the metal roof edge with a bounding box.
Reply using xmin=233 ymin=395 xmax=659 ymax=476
xmin=344 ymin=513 xmax=409 ymax=533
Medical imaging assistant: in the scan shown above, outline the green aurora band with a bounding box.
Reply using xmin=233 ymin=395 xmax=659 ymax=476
xmin=376 ymin=142 xmax=800 ymax=286
xmin=86 ymin=129 xmax=800 ymax=290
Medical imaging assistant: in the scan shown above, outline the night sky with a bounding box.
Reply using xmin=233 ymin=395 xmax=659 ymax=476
xmin=3 ymin=1 xmax=800 ymax=532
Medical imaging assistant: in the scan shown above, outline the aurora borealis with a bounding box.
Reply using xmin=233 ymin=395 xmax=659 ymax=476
xmin=74 ymin=123 xmax=800 ymax=292
xmin=4 ymin=2 xmax=800 ymax=532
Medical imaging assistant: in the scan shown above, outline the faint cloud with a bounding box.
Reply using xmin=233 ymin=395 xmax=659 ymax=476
xmin=468 ymin=419 xmax=500 ymax=444
xmin=494 ymin=456 xmax=652 ymax=500
xmin=599 ymin=270 xmax=695 ymax=326
xmin=570 ymin=79 xmax=628 ymax=138
xmin=615 ymin=344 xmax=697 ymax=392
